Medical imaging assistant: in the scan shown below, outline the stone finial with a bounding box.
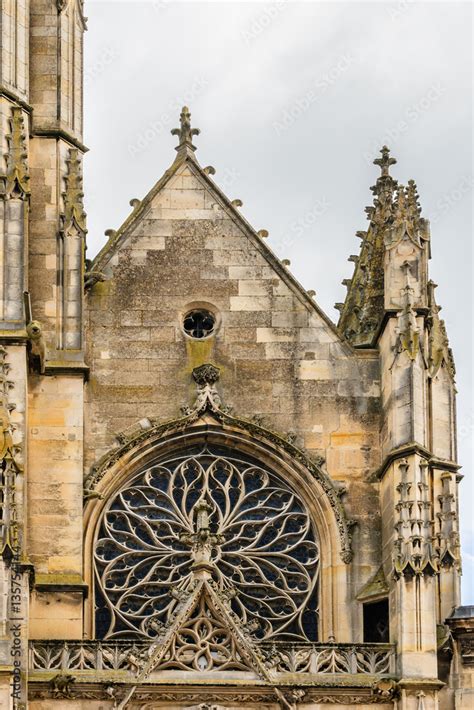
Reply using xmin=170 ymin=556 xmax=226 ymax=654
xmin=171 ymin=106 xmax=200 ymax=154
xmin=373 ymin=145 xmax=396 ymax=177
xmin=427 ymin=280 xmax=455 ymax=379
xmin=61 ymin=149 xmax=87 ymax=233
xmin=396 ymin=263 xmax=420 ymax=360
xmin=393 ymin=184 xmax=407 ymax=218
xmin=3 ymin=106 xmax=30 ymax=198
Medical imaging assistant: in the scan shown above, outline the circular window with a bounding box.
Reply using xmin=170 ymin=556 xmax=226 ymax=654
xmin=94 ymin=445 xmax=320 ymax=641
xmin=183 ymin=309 xmax=216 ymax=339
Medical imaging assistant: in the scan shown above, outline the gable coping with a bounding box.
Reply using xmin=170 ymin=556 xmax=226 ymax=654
xmin=90 ymin=151 xmax=351 ymax=351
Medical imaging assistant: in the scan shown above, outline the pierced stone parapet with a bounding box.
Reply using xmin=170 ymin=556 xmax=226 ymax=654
xmin=29 ymin=639 xmax=396 ymax=677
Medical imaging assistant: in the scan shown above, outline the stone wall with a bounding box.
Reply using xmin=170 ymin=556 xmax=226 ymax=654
xmin=85 ymin=160 xmax=383 ymax=640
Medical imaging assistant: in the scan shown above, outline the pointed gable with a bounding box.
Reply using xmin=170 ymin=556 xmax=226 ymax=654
xmin=90 ymin=107 xmax=342 ymax=343
xmin=85 ymin=108 xmax=381 ymax=501
xmin=150 ymin=580 xmax=266 ymax=677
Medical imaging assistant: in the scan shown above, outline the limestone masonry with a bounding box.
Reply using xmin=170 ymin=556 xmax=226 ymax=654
xmin=0 ymin=2 xmax=472 ymax=708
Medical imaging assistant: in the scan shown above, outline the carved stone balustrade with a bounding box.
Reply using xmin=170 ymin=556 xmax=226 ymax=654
xmin=29 ymin=639 xmax=396 ymax=678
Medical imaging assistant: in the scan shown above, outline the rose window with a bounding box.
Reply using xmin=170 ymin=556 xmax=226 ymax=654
xmin=94 ymin=445 xmax=320 ymax=641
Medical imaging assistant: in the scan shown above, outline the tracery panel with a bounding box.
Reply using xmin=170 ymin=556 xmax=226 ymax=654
xmin=94 ymin=445 xmax=320 ymax=642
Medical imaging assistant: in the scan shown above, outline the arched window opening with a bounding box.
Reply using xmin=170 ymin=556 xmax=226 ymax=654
xmin=363 ymin=599 xmax=390 ymax=643
xmin=94 ymin=444 xmax=320 ymax=642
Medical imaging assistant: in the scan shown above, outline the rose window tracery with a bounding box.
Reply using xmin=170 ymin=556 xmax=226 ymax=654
xmin=94 ymin=445 xmax=320 ymax=642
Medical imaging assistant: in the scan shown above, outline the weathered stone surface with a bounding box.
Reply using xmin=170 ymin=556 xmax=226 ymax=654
xmin=0 ymin=12 xmax=465 ymax=706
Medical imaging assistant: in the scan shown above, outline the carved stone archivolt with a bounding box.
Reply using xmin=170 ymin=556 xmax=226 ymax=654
xmin=86 ymin=364 xmax=355 ymax=566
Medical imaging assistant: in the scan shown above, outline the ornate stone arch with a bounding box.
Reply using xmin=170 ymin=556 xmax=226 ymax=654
xmin=83 ymin=365 xmax=354 ymax=642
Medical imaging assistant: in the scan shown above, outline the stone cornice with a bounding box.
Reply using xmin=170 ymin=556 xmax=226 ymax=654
xmin=44 ymin=360 xmax=89 ymax=377
xmin=397 ymin=678 xmax=444 ymax=691
xmin=0 ymin=86 xmax=32 ymax=112
xmin=0 ymin=331 xmax=29 ymax=343
xmin=34 ymin=574 xmax=88 ymax=597
xmin=371 ymin=442 xmax=460 ymax=481
xmin=30 ymin=127 xmax=88 ymax=153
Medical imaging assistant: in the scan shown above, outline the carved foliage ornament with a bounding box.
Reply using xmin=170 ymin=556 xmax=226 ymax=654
xmin=94 ymin=446 xmax=320 ymax=642
xmin=2 ymin=107 xmax=30 ymax=198
xmin=86 ymin=365 xmax=354 ymax=565
xmin=395 ymin=264 xmax=420 ymax=361
xmin=61 ymin=149 xmax=87 ymax=234
xmin=392 ymin=459 xmax=461 ymax=576
xmin=29 ymin=685 xmax=397 ymax=705
xmin=427 ymin=280 xmax=456 ymax=380
xmin=171 ymin=105 xmax=200 ymax=153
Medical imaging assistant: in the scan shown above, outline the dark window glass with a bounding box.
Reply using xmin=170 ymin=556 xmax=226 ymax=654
xmin=183 ymin=310 xmax=215 ymax=338
xmin=363 ymin=599 xmax=389 ymax=643
xmin=94 ymin=446 xmax=320 ymax=641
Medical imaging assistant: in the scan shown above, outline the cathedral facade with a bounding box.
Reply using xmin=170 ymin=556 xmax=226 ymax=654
xmin=0 ymin=2 xmax=472 ymax=708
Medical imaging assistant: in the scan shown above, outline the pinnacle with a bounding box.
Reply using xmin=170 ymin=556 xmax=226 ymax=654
xmin=406 ymin=179 xmax=421 ymax=217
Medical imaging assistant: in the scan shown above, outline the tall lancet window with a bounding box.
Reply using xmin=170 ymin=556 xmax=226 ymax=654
xmin=94 ymin=445 xmax=320 ymax=642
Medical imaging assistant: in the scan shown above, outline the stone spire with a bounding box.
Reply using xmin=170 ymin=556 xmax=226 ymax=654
xmin=337 ymin=146 xmax=431 ymax=347
xmin=369 ymin=145 xmax=398 ymax=227
xmin=337 ymin=146 xmax=398 ymax=346
xmin=171 ymin=106 xmax=200 ymax=156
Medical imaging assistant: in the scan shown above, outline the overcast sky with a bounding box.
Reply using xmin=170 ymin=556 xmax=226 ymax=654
xmin=83 ymin=0 xmax=473 ymax=601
